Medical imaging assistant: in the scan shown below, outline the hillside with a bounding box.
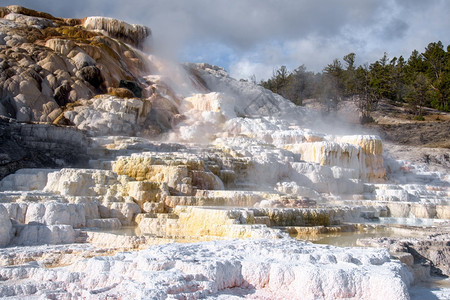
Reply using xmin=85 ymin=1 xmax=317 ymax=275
xmin=370 ymin=100 xmax=450 ymax=148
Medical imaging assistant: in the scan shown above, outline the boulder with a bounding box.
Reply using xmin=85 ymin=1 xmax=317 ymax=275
xmin=53 ymin=80 xmax=72 ymax=106
xmin=119 ymin=80 xmax=142 ymax=98
xmin=77 ymin=66 xmax=104 ymax=90
xmin=71 ymin=51 xmax=95 ymax=69
xmin=107 ymin=87 xmax=135 ymax=99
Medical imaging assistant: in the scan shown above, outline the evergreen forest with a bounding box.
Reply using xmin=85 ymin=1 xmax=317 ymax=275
xmin=260 ymin=41 xmax=449 ymax=122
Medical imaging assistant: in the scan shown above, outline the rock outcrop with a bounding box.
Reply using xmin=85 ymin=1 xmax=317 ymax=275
xmin=83 ymin=16 xmax=150 ymax=48
xmin=0 ymin=5 xmax=150 ymax=123
xmin=64 ymin=95 xmax=152 ymax=135
xmin=0 ymin=116 xmax=88 ymax=180
xmin=358 ymin=227 xmax=450 ymax=277
xmin=293 ymin=135 xmax=385 ymax=181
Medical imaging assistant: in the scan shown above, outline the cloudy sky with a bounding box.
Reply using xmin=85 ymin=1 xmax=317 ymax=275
xmin=3 ymin=0 xmax=450 ymax=81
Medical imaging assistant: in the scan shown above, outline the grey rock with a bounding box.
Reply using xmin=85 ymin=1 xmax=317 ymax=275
xmin=0 ymin=117 xmax=89 ymax=180
xmin=119 ymin=80 xmax=142 ymax=98
xmin=71 ymin=51 xmax=95 ymax=70
xmin=77 ymin=66 xmax=104 ymax=90
xmin=53 ymin=80 xmax=72 ymax=106
xmin=4 ymin=12 xmax=55 ymax=29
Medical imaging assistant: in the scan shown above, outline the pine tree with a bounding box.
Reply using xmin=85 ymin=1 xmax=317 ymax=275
xmin=369 ymin=53 xmax=392 ymax=99
xmin=354 ymin=65 xmax=378 ymax=123
xmin=343 ymin=53 xmax=357 ymax=97
xmin=422 ymin=41 xmax=449 ymax=111
xmin=321 ymin=59 xmax=344 ymax=112
xmin=389 ymin=56 xmax=407 ymax=103
xmin=405 ymin=73 xmax=430 ymax=117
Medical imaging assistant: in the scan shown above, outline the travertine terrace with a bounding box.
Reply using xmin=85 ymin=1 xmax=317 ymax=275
xmin=0 ymin=6 xmax=449 ymax=299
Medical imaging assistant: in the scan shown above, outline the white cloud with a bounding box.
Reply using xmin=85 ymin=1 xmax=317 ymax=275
xmin=3 ymin=0 xmax=449 ymax=80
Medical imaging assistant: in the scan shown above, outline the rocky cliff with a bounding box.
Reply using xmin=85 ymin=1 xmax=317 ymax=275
xmin=0 ymin=5 xmax=156 ymax=177
xmin=0 ymin=5 xmax=150 ymax=123
xmin=0 ymin=116 xmax=88 ymax=180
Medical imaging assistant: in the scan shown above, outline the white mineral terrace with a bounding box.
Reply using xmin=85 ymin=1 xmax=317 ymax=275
xmin=0 ymin=13 xmax=449 ymax=299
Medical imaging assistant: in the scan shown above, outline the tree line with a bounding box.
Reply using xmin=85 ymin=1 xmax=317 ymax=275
xmin=260 ymin=41 xmax=449 ymax=122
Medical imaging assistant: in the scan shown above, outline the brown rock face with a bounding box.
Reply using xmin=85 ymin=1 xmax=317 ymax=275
xmin=0 ymin=5 xmax=150 ymax=123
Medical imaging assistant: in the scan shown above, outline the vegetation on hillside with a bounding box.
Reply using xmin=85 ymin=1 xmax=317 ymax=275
xmin=260 ymin=41 xmax=449 ymax=122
